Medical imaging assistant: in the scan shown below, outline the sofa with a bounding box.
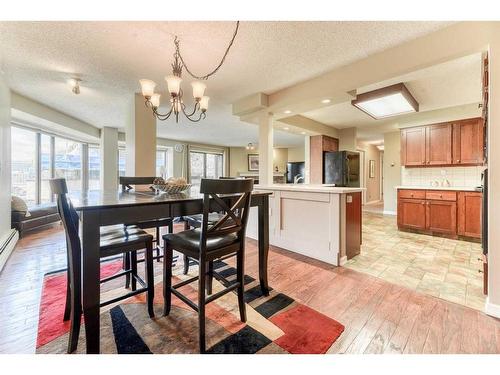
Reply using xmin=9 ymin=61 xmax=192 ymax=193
xmin=11 ymin=198 xmax=60 ymax=237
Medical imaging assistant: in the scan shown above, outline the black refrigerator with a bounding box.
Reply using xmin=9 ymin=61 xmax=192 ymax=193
xmin=323 ymin=151 xmax=360 ymax=187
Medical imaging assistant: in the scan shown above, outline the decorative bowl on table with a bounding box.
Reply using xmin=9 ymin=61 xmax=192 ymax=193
xmin=152 ymin=177 xmax=191 ymax=194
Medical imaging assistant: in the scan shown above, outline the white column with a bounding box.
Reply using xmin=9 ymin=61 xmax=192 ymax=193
xmin=304 ymin=135 xmax=311 ymax=184
xmin=100 ymin=127 xmax=118 ymax=191
xmin=258 ymin=111 xmax=273 ymax=185
xmin=126 ymin=93 xmax=156 ymax=177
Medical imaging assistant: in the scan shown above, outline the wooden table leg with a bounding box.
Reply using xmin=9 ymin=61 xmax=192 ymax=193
xmin=257 ymin=195 xmax=270 ymax=296
xmin=80 ymin=210 xmax=101 ymax=354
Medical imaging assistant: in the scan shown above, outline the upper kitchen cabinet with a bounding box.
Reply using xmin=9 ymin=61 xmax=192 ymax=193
xmin=401 ymin=117 xmax=485 ymax=167
xmin=401 ymin=127 xmax=426 ymax=166
xmin=452 ymin=118 xmax=485 ymax=165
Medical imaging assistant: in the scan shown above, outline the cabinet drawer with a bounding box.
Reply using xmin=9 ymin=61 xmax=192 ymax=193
xmin=398 ymin=189 xmax=425 ymax=199
xmin=425 ymin=190 xmax=457 ymax=201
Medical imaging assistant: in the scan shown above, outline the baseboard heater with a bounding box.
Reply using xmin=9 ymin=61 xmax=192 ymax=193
xmin=0 ymin=229 xmax=19 ymax=273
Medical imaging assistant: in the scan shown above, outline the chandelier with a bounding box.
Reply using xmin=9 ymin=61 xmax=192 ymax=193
xmin=139 ymin=21 xmax=240 ymax=123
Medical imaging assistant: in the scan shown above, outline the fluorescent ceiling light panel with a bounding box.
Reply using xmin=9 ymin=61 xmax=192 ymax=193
xmin=351 ymin=83 xmax=418 ymax=120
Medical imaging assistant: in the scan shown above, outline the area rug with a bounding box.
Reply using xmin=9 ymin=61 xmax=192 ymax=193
xmin=36 ymin=259 xmax=344 ymax=354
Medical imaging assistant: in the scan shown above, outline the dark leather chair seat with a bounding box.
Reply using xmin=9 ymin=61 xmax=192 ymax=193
xmin=100 ymin=226 xmax=153 ymax=256
xmin=184 ymin=213 xmax=224 ymax=228
xmin=163 ymin=228 xmax=238 ymax=258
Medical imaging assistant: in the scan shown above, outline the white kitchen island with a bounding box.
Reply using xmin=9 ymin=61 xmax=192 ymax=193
xmin=246 ymin=184 xmax=364 ymax=266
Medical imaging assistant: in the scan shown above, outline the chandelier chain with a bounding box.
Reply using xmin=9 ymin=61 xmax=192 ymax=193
xmin=174 ymin=21 xmax=240 ymax=81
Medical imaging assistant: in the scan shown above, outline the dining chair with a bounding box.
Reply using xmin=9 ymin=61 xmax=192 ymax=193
xmin=120 ymin=176 xmax=174 ymax=286
xmin=181 ymin=176 xmax=244 ymax=274
xmin=50 ymin=178 xmax=156 ymax=353
xmin=162 ymin=178 xmax=253 ymax=353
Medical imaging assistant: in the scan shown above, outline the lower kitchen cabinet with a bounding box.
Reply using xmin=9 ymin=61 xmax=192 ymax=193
xmin=458 ymin=191 xmax=482 ymax=238
xmin=397 ymin=189 xmax=481 ymax=240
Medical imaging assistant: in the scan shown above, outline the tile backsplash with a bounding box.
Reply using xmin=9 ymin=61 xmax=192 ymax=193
xmin=401 ymin=166 xmax=484 ymax=188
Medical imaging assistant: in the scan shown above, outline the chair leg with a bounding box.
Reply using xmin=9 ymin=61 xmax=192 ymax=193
xmin=67 ymin=297 xmax=82 ymax=353
xmin=198 ymin=258 xmax=207 ymax=353
xmin=163 ymin=241 xmax=173 ymax=316
xmin=155 ymin=227 xmax=161 ymax=262
xmin=236 ymin=249 xmax=247 ymax=323
xmin=131 ymin=251 xmax=138 ymax=291
xmin=63 ymin=259 xmax=71 ymax=321
xmin=123 ymin=252 xmax=131 ymax=289
xmin=145 ymin=241 xmax=155 ymax=318
xmin=183 ymin=254 xmax=190 ymax=275
xmin=206 ymin=260 xmax=214 ymax=295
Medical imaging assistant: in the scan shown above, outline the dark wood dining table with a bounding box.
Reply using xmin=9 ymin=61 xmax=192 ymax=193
xmin=71 ymin=189 xmax=271 ymax=354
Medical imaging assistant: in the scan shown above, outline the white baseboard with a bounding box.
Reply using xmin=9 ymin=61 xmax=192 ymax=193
xmin=339 ymin=255 xmax=348 ymax=266
xmin=0 ymin=229 xmax=19 ymax=273
xmin=485 ymin=297 xmax=500 ymax=318
xmin=383 ymin=210 xmax=396 ymax=216
xmin=365 ymin=200 xmax=382 ymax=206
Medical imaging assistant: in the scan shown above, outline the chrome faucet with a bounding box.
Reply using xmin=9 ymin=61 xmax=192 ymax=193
xmin=294 ymin=174 xmax=304 ymax=184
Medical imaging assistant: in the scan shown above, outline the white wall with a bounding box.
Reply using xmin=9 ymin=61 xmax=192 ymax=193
xmin=0 ymin=71 xmax=11 ymax=241
xmin=383 ymin=131 xmax=401 ymax=214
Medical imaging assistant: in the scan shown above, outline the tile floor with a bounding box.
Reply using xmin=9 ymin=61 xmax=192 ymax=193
xmin=345 ymin=211 xmax=485 ymax=311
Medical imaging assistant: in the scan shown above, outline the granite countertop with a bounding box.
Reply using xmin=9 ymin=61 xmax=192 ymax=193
xmin=394 ymin=185 xmax=482 ymax=192
xmin=255 ymin=184 xmax=365 ymax=194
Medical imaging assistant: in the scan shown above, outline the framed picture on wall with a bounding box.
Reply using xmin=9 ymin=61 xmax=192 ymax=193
xmin=248 ymin=154 xmax=259 ymax=171
xmin=369 ymin=159 xmax=375 ymax=178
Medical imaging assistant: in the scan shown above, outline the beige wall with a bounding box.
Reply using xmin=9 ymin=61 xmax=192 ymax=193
xmin=0 ymin=71 xmax=11 ymax=244
xmin=229 ymin=147 xmax=296 ymax=176
xmin=287 ymin=144 xmax=305 ymax=162
xmin=383 ymin=131 xmax=401 ymax=214
xmin=338 ymin=127 xmax=357 ymax=151
xmin=358 ymin=141 xmax=382 ymax=203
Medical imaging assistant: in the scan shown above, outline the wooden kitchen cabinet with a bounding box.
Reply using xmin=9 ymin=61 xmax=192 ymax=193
xmin=426 ymin=200 xmax=457 ymax=235
xmin=309 ymin=134 xmax=339 ymax=184
xmin=397 ymin=188 xmax=481 ymax=241
xmin=401 ymin=117 xmax=484 ymax=167
xmin=458 ymin=191 xmax=482 ymax=238
xmin=398 ymin=198 xmax=427 ymax=230
xmin=401 ymin=127 xmax=426 ymax=166
xmin=452 ymin=118 xmax=484 ymax=165
xmin=426 ymin=123 xmax=452 ymax=165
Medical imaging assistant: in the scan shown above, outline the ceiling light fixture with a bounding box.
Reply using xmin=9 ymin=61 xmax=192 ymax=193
xmin=283 ymin=127 xmax=289 ymax=130
xmin=245 ymin=142 xmax=256 ymax=150
xmin=321 ymin=99 xmax=331 ymax=104
xmin=283 ymin=110 xmax=292 ymax=114
xmin=69 ymin=78 xmax=81 ymax=95
xmin=139 ymin=21 xmax=240 ymax=123
xmin=351 ymin=83 xmax=418 ymax=120
xmin=301 ymin=131 xmax=306 ymax=135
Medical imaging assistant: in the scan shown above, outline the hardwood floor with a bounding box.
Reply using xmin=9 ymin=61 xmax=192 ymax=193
xmin=1 ymin=224 xmax=499 ymax=354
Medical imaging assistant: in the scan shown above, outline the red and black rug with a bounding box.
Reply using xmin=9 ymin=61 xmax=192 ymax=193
xmin=36 ymin=259 xmax=344 ymax=354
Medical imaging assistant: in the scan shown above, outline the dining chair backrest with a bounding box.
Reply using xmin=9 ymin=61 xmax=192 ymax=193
xmin=199 ymin=178 xmax=253 ymax=250
xmin=120 ymin=176 xmax=158 ymax=192
xmin=49 ymin=178 xmax=82 ymax=299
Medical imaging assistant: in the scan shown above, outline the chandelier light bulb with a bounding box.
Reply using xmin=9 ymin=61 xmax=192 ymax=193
xmin=191 ymin=81 xmax=207 ymax=100
xmin=165 ymin=75 xmax=182 ymax=96
xmin=200 ymin=96 xmax=210 ymax=112
xmin=150 ymin=93 xmax=161 ymax=108
xmin=139 ymin=79 xmax=156 ymax=98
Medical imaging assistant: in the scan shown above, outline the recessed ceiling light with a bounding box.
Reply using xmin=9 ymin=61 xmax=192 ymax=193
xmin=283 ymin=110 xmax=292 ymax=114
xmin=301 ymin=131 xmax=306 ymax=135
xmin=321 ymin=99 xmax=331 ymax=104
xmin=351 ymin=83 xmax=418 ymax=120
xmin=283 ymin=127 xmax=289 ymax=130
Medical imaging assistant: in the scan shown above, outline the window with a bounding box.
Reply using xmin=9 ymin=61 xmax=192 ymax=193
xmin=40 ymin=134 xmax=53 ymax=203
xmin=189 ymin=151 xmax=224 ymax=192
xmin=156 ymin=149 xmax=169 ymax=178
xmin=11 ymin=127 xmax=37 ymax=206
xmin=118 ymin=148 xmax=126 ymax=178
xmin=55 ymin=138 xmax=83 ymax=194
xmin=11 ymin=126 xmax=100 ymax=205
xmin=88 ymin=146 xmax=100 ymax=191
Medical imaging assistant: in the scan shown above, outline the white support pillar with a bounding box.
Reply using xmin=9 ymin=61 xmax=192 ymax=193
xmin=126 ymin=93 xmax=156 ymax=178
xmin=304 ymin=135 xmax=311 ymax=184
xmin=100 ymin=127 xmax=118 ymax=191
xmin=258 ymin=111 xmax=273 ymax=185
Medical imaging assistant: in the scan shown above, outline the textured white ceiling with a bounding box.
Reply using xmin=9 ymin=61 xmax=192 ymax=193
xmin=302 ymin=53 xmax=482 ymax=141
xmin=0 ymin=21 xmax=453 ymax=147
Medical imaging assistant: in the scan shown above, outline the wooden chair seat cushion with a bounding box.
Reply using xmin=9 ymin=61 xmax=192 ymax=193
xmin=184 ymin=213 xmax=225 ymax=228
xmin=163 ymin=229 xmax=238 ymax=257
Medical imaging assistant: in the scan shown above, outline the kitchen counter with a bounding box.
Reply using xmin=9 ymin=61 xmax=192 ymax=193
xmin=395 ymin=185 xmax=481 ymax=192
xmin=247 ymin=184 xmax=363 ymax=266
xmin=255 ymin=184 xmax=365 ymax=194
